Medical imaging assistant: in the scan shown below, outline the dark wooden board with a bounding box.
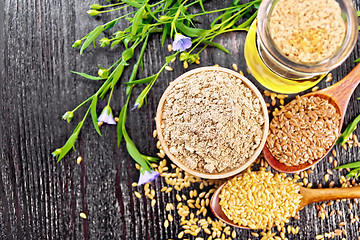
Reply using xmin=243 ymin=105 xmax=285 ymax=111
xmin=1 ymin=0 xmax=360 ymax=239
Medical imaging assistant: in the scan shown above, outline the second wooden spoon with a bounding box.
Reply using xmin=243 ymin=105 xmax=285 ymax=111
xmin=264 ymin=63 xmax=360 ymax=173
xmin=211 ymin=181 xmax=360 ymax=229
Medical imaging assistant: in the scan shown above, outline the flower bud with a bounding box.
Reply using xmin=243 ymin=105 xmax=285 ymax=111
xmin=158 ymin=15 xmax=171 ymax=21
xmin=62 ymin=111 xmax=74 ymax=123
xmin=87 ymin=10 xmax=99 ymax=16
xmin=90 ymin=4 xmax=102 ymax=10
xmin=72 ymin=40 xmax=82 ymax=48
xmin=180 ymin=52 xmax=190 ymax=61
xmin=52 ymin=148 xmax=62 ymax=158
xmin=99 ymin=37 xmax=110 ymax=47
xmin=98 ymin=68 xmax=109 ymax=78
xmin=188 ymin=54 xmax=199 ymax=63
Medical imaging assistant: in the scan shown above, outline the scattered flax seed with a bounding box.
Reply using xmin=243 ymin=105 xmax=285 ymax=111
xmin=164 ymin=220 xmax=169 ymax=228
xmin=132 ymin=182 xmax=137 ymax=187
xmin=332 ymin=149 xmax=337 ymax=157
xmin=183 ymin=61 xmax=189 ymax=69
xmin=324 ymin=174 xmax=329 ymax=182
xmin=326 ymin=75 xmax=333 ymax=83
xmin=80 ymin=212 xmax=87 ymax=219
xmin=251 ymin=232 xmax=259 ymax=237
xmin=134 ymin=191 xmax=141 ymax=198
xmin=135 ymin=163 xmax=141 ymax=170
xmin=271 ymin=99 xmax=277 ymax=106
xmin=98 ymin=121 xmax=103 ymax=126
xmin=160 ymin=70 xmax=265 ymax=173
xmin=76 ymin=156 xmax=82 ymax=164
xmin=171 ymin=57 xmax=176 ymax=63
xmin=153 ymin=129 xmax=157 ymax=138
xmin=312 ymin=86 xmax=319 ymax=92
xmin=165 ymin=66 xmax=174 ymax=71
xmin=232 ymin=63 xmax=238 ymax=72
xmin=239 ymin=70 xmax=244 ymax=76
xmin=339 ymin=221 xmax=346 ymax=227
xmin=195 ymin=59 xmax=200 ymax=65
xmin=115 ymin=117 xmax=119 ymax=122
xmin=167 ymin=44 xmax=172 ymax=52
xmin=330 ymin=210 xmax=335 ymax=216
xmin=315 ymin=235 xmax=324 ymax=240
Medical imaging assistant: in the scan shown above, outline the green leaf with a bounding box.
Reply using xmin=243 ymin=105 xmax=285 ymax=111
xmin=104 ymin=19 xmax=118 ymax=30
xmin=117 ymin=105 xmax=126 ymax=146
xmin=80 ymin=25 xmax=104 ymax=55
xmin=336 ymin=113 xmax=360 ymax=145
xmin=126 ymin=139 xmax=150 ymax=172
xmin=357 ymin=10 xmax=360 ymax=17
xmin=58 ymin=131 xmax=79 ymax=162
xmin=110 ymin=63 xmax=125 ymax=88
xmin=166 ymin=52 xmax=178 ymax=63
xmin=122 ymin=48 xmax=135 ymax=62
xmin=200 ymin=40 xmax=230 ymax=54
xmin=335 ymin=161 xmax=360 ymax=170
xmin=141 ymin=154 xmax=159 ymax=162
xmin=90 ymin=96 xmax=101 ymax=136
xmin=162 ymin=23 xmax=170 ymax=46
xmin=355 ymin=58 xmax=360 ymax=63
xmin=346 ymin=167 xmax=360 ymax=178
xmin=131 ymin=5 xmax=146 ymax=36
xmin=236 ymin=10 xmax=257 ymax=29
xmin=111 ymin=39 xmax=122 ymax=49
xmin=71 ymin=71 xmax=106 ymax=80
xmin=123 ymin=75 xmax=156 ymax=85
xmin=145 ymin=4 xmax=158 ymax=21
xmin=175 ymin=22 xmax=207 ymax=37
xmin=164 ymin=0 xmax=174 ymax=10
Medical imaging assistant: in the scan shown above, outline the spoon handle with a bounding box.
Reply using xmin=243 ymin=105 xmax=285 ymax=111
xmin=320 ymin=63 xmax=360 ymax=115
xmin=301 ymin=186 xmax=360 ymax=207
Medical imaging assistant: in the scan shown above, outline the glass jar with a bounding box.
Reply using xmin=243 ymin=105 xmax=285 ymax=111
xmin=244 ymin=0 xmax=358 ymax=94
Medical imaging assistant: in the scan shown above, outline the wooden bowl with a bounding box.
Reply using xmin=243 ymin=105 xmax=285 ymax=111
xmin=155 ymin=66 xmax=269 ymax=179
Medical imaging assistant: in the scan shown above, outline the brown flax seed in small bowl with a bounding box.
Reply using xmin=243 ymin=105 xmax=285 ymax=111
xmin=155 ymin=67 xmax=269 ymax=179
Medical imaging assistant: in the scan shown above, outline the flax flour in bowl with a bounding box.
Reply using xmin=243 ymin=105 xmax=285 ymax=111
xmin=155 ymin=67 xmax=269 ymax=179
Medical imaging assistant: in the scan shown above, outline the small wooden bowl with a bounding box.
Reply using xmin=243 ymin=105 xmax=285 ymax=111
xmin=155 ymin=66 xmax=269 ymax=179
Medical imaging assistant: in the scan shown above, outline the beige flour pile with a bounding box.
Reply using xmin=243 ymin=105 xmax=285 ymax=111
xmin=160 ymin=70 xmax=265 ymax=173
xmin=269 ymin=0 xmax=345 ymax=63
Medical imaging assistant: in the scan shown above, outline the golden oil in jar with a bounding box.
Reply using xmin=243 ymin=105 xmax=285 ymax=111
xmin=245 ymin=0 xmax=358 ymax=94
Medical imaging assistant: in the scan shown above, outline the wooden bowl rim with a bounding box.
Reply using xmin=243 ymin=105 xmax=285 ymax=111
xmin=155 ymin=66 xmax=269 ymax=179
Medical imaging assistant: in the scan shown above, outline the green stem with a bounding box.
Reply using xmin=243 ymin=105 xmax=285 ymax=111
xmin=100 ymin=2 xmax=126 ymax=8
xmin=98 ymin=5 xmax=129 ymax=14
xmin=72 ymin=95 xmax=95 ymax=112
xmin=107 ymin=85 xmax=115 ymax=106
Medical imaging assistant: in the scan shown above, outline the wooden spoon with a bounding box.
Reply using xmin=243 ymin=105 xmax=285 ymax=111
xmin=264 ymin=63 xmax=360 ymax=173
xmin=210 ymin=181 xmax=360 ymax=229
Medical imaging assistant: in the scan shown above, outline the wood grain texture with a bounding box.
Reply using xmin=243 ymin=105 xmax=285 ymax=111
xmin=1 ymin=0 xmax=360 ymax=239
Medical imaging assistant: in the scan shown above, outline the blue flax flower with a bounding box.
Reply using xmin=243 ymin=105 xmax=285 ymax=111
xmin=98 ymin=106 xmax=116 ymax=125
xmin=172 ymin=34 xmax=192 ymax=52
xmin=138 ymin=169 xmax=160 ymax=185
